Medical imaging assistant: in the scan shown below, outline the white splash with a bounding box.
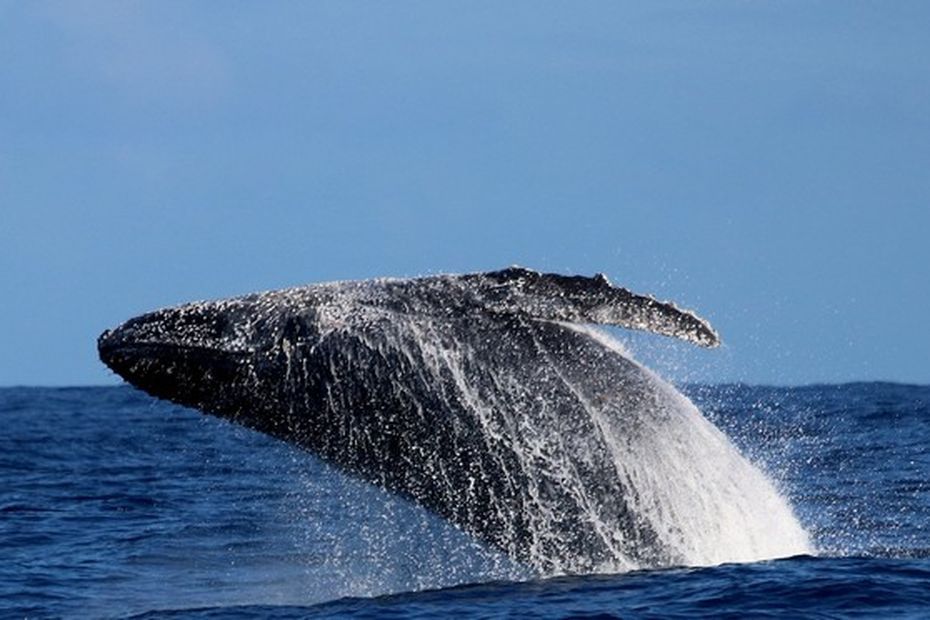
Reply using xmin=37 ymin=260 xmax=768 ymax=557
xmin=399 ymin=318 xmax=813 ymax=574
xmin=547 ymin=325 xmax=812 ymax=570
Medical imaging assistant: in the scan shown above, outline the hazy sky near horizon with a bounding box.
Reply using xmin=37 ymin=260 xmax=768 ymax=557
xmin=1 ymin=2 xmax=928 ymax=386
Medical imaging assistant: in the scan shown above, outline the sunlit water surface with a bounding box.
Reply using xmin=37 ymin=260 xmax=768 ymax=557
xmin=2 ymin=383 xmax=928 ymax=618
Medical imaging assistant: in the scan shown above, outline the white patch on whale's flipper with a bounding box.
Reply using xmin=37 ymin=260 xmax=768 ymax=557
xmin=463 ymin=267 xmax=720 ymax=348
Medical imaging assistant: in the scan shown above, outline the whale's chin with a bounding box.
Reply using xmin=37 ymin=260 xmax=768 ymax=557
xmin=98 ymin=331 xmax=251 ymax=413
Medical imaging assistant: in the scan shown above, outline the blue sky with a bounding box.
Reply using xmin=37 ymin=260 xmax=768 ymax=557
xmin=1 ymin=1 xmax=928 ymax=386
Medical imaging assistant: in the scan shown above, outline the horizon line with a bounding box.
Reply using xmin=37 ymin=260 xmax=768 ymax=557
xmin=2 ymin=379 xmax=928 ymax=391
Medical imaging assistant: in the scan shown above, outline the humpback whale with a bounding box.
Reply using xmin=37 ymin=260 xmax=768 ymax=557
xmin=98 ymin=267 xmax=810 ymax=573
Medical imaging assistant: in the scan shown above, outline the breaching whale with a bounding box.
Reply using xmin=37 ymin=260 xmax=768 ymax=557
xmin=98 ymin=267 xmax=810 ymax=573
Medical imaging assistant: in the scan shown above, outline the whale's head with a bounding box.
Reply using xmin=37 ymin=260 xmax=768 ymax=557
xmin=98 ymin=295 xmax=322 ymax=422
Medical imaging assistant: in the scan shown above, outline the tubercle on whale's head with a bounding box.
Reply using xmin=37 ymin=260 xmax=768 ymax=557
xmin=97 ymin=295 xmax=324 ymax=417
xmin=98 ymin=300 xmax=251 ymax=411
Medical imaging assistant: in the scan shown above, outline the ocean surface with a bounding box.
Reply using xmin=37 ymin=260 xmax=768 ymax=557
xmin=2 ymin=382 xmax=929 ymax=618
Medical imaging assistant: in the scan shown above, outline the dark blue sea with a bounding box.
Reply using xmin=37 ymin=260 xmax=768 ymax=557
xmin=3 ymin=383 xmax=929 ymax=618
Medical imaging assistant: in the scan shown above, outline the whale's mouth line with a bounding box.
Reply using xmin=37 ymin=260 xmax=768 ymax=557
xmin=98 ymin=340 xmax=252 ymax=373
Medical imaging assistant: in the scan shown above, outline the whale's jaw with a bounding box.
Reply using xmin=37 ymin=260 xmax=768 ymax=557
xmin=97 ymin=308 xmax=256 ymax=414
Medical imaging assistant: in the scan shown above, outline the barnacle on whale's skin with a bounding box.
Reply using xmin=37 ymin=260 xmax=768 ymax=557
xmin=99 ymin=268 xmax=809 ymax=574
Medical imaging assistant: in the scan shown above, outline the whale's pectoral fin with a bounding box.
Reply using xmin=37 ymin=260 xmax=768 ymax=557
xmin=470 ymin=267 xmax=720 ymax=348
